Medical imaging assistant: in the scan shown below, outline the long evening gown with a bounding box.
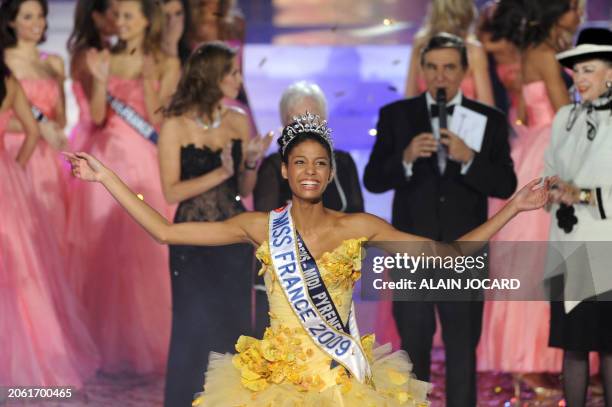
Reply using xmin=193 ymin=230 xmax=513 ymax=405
xmin=193 ymin=238 xmax=431 ymax=406
xmin=164 ymin=141 xmax=254 ymax=407
xmin=66 ymin=76 xmax=172 ymax=374
xmin=477 ymin=81 xmax=562 ymax=372
xmin=69 ymin=81 xmax=94 ymax=153
xmin=0 ymin=109 xmax=99 ymax=387
xmin=5 ymin=77 xmax=69 ymax=254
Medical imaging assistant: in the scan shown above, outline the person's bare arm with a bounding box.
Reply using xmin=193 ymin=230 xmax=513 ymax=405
xmin=65 ymin=151 xmax=268 ymax=246
xmin=362 ymin=178 xmax=551 ymax=244
xmin=10 ymin=78 xmax=40 ymax=166
xmin=158 ymin=118 xmax=234 ymax=204
xmin=143 ymin=55 xmax=180 ymax=126
xmin=535 ymin=50 xmax=570 ymax=112
xmin=47 ymin=55 xmax=67 ymax=128
xmin=469 ymin=43 xmax=495 ymax=106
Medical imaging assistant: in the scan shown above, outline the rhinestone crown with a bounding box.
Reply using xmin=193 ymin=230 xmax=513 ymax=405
xmin=279 ymin=112 xmax=333 ymax=156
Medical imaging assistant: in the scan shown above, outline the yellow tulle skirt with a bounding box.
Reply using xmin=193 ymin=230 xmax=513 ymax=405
xmin=193 ymin=343 xmax=431 ymax=407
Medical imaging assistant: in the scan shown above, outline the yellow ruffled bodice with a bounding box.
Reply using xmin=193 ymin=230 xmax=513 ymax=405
xmin=194 ymin=238 xmax=431 ymax=406
xmin=232 ymin=238 xmax=369 ymax=392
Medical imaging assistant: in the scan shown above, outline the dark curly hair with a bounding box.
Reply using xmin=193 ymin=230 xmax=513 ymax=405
xmin=0 ymin=0 xmax=48 ymax=48
xmin=488 ymin=0 xmax=572 ymax=49
xmin=164 ymin=41 xmax=235 ymax=119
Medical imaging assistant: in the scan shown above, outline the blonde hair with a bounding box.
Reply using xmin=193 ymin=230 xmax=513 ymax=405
xmin=417 ymin=0 xmax=477 ymax=40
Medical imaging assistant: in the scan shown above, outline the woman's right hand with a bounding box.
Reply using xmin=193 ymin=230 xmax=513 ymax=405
xmin=220 ymin=142 xmax=234 ymax=178
xmin=86 ymin=48 xmax=110 ymax=83
xmin=63 ymin=152 xmax=108 ymax=182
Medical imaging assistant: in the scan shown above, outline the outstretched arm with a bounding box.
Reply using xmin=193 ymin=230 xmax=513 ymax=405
xmin=65 ymin=152 xmax=267 ymax=246
xmin=367 ymin=177 xmax=552 ymax=244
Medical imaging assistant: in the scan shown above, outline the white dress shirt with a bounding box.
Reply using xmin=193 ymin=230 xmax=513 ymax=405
xmin=403 ymin=91 xmax=473 ymax=178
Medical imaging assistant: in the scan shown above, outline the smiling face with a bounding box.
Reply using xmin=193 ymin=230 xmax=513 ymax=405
xmin=218 ymin=56 xmax=241 ymax=99
xmin=115 ymin=0 xmax=148 ymax=42
xmin=10 ymin=0 xmax=46 ymax=44
xmin=281 ymin=138 xmax=333 ymax=202
xmin=573 ymin=58 xmax=612 ymax=102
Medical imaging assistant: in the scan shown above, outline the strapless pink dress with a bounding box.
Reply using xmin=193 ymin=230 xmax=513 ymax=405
xmin=0 ymin=109 xmax=99 ymax=387
xmin=4 ymin=78 xmax=69 ymax=254
xmin=66 ymin=76 xmax=172 ymax=374
xmin=69 ymin=81 xmax=95 ymax=153
xmin=478 ymin=81 xmax=561 ymax=372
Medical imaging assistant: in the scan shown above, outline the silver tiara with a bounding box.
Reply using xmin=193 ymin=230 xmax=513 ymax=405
xmin=279 ymin=112 xmax=333 ymax=156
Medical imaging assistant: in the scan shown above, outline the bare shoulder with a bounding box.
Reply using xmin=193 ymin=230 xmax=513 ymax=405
xmin=335 ymin=211 xmax=389 ymax=240
xmin=225 ymin=107 xmax=250 ymax=138
xmin=160 ymin=115 xmax=189 ymax=144
xmin=226 ymin=105 xmax=248 ymax=118
xmin=45 ymin=54 xmax=66 ymax=79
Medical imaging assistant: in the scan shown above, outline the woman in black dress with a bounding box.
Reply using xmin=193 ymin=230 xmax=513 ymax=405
xmin=157 ymin=41 xmax=271 ymax=406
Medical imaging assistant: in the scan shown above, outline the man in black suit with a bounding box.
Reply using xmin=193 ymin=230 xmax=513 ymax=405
xmin=363 ymin=33 xmax=517 ymax=407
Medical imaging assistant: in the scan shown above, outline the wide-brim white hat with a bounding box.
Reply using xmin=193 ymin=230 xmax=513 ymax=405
xmin=556 ymin=28 xmax=612 ymax=68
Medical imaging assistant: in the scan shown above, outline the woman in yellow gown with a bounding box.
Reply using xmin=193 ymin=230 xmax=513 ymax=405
xmin=65 ymin=112 xmax=551 ymax=406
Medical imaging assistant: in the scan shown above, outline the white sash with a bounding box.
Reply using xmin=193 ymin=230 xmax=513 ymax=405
xmin=268 ymin=204 xmax=372 ymax=383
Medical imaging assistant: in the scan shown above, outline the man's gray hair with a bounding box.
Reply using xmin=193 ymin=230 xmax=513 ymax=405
xmin=279 ymin=81 xmax=328 ymax=126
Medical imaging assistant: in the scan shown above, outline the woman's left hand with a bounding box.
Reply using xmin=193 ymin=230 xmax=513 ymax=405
xmin=244 ymin=131 xmax=274 ymax=168
xmin=511 ymin=177 xmax=557 ymax=212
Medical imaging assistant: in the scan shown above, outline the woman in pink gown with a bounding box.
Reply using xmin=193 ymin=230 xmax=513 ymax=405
xmin=2 ymin=0 xmax=69 ymax=254
xmin=67 ymin=0 xmax=118 ymax=153
xmin=476 ymin=0 xmax=583 ymax=389
xmin=67 ymin=0 xmax=180 ymax=374
xmin=0 ymin=56 xmax=99 ymax=388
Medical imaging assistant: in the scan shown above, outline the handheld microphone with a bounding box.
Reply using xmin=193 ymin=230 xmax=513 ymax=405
xmin=436 ymin=88 xmax=448 ymax=130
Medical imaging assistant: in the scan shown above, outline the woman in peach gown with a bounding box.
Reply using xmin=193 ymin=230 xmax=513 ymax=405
xmin=66 ymin=0 xmax=180 ymax=374
xmin=476 ymin=0 xmax=582 ymax=386
xmin=67 ymin=0 xmax=118 ymax=153
xmin=1 ymin=0 xmax=69 ymax=253
xmin=0 ymin=52 xmax=99 ymax=388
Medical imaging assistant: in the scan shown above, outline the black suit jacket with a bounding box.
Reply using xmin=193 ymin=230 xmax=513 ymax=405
xmin=363 ymin=93 xmax=517 ymax=242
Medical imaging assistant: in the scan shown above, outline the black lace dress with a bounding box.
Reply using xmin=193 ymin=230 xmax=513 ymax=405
xmin=164 ymin=141 xmax=254 ymax=407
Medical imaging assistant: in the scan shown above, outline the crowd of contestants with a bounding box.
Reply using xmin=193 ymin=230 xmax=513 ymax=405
xmin=0 ymin=0 xmax=610 ymax=405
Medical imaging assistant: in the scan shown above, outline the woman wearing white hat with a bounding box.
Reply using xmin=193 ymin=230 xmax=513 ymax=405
xmin=544 ymin=27 xmax=612 ymax=407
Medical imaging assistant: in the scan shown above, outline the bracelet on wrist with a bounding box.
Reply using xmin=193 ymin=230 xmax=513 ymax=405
xmin=244 ymin=161 xmax=258 ymax=170
xmin=578 ymin=188 xmax=592 ymax=205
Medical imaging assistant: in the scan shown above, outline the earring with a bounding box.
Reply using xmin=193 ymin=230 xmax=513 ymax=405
xmin=606 ymin=80 xmax=612 ymax=89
